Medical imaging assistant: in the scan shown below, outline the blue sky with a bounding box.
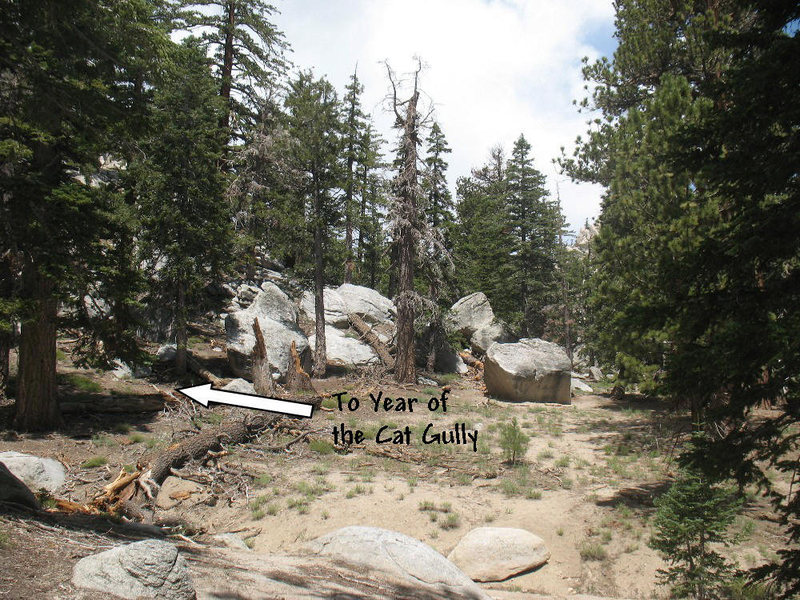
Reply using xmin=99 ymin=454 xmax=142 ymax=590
xmin=273 ymin=0 xmax=618 ymax=236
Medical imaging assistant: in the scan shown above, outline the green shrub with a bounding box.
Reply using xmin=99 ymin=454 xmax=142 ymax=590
xmin=499 ymin=417 xmax=529 ymax=465
xmin=580 ymin=542 xmax=608 ymax=561
xmin=81 ymin=456 xmax=107 ymax=468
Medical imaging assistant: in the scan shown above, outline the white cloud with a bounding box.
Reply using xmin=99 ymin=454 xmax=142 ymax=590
xmin=274 ymin=0 xmax=614 ymax=234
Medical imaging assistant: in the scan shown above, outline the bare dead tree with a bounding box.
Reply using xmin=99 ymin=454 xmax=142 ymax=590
xmin=385 ymin=59 xmax=424 ymax=383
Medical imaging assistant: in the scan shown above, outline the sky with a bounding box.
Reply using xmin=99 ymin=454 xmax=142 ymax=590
xmin=273 ymin=0 xmax=617 ymax=237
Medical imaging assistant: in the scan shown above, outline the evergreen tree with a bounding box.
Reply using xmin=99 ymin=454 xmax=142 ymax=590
xmin=505 ymin=134 xmax=559 ymax=336
xmin=453 ymin=147 xmax=515 ymax=323
xmin=284 ymin=71 xmax=343 ymax=378
xmin=341 ymin=67 xmax=368 ymax=284
xmin=355 ymin=124 xmax=388 ymax=289
xmin=650 ymin=467 xmax=740 ymax=599
xmin=134 ymin=40 xmax=232 ymax=375
xmin=422 ymin=122 xmax=454 ymax=230
xmin=0 ymin=0 xmax=169 ymax=430
xmin=170 ymin=0 xmax=289 ymax=142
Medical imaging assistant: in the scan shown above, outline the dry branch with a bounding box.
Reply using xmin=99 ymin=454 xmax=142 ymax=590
xmin=187 ymin=353 xmax=224 ymax=386
xmin=459 ymin=351 xmax=483 ymax=369
xmin=251 ymin=317 xmax=275 ymax=396
xmin=285 ymin=340 xmax=314 ymax=393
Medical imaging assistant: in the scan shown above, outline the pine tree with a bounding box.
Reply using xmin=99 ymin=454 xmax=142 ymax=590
xmin=0 ymin=0 xmax=169 ymax=430
xmin=422 ymin=122 xmax=454 ymax=230
xmin=650 ymin=467 xmax=739 ymax=599
xmin=134 ymin=40 xmax=232 ymax=375
xmin=284 ymin=72 xmax=343 ymax=378
xmin=505 ymin=134 xmax=559 ymax=336
xmin=341 ymin=67 xmax=368 ymax=284
xmin=170 ymin=0 xmax=289 ymax=142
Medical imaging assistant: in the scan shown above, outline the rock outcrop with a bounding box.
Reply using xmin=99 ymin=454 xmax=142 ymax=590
xmin=308 ymin=325 xmax=380 ymax=370
xmin=225 ymin=282 xmax=310 ymax=381
xmin=447 ymin=527 xmax=550 ymax=582
xmin=306 ymin=526 xmax=490 ymax=599
xmin=447 ymin=292 xmax=495 ymax=338
xmin=299 ymin=288 xmax=350 ymax=328
xmin=0 ymin=462 xmax=40 ymax=509
xmin=470 ymin=320 xmax=515 ymax=356
xmin=71 ymin=540 xmax=196 ymax=599
xmin=336 ymin=284 xmax=395 ymax=325
xmin=484 ymin=338 xmax=571 ymax=403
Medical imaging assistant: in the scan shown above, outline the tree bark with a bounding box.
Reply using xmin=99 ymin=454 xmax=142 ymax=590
xmin=251 ymin=317 xmax=274 ymax=396
xmin=174 ymin=281 xmax=187 ymax=375
xmin=393 ymin=84 xmax=420 ymax=384
xmin=312 ymin=178 xmax=327 ymax=378
xmin=219 ymin=0 xmax=235 ymax=134
xmin=285 ymin=340 xmax=314 ymax=393
xmin=14 ymin=267 xmax=60 ymax=431
xmin=0 ymin=257 xmax=12 ymax=399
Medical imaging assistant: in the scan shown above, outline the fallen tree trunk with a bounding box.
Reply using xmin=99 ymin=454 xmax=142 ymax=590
xmin=252 ymin=318 xmax=275 ymax=396
xmin=187 ymin=353 xmax=224 ymax=386
xmin=349 ymin=314 xmax=394 ymax=368
xmin=145 ymin=413 xmax=280 ymax=484
xmin=459 ymin=351 xmax=483 ymax=369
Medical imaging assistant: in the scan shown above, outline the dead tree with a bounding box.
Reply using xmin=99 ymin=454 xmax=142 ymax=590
xmin=385 ymin=59 xmax=425 ymax=383
xmin=285 ymin=340 xmax=314 ymax=393
xmin=252 ymin=318 xmax=275 ymax=396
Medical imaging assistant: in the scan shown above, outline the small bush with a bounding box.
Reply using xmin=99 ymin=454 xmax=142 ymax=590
xmin=580 ymin=542 xmax=608 ymax=561
xmin=440 ymin=512 xmax=461 ymax=530
xmin=499 ymin=417 xmax=529 ymax=465
xmin=309 ymin=439 xmax=335 ymax=454
xmin=81 ymin=456 xmax=107 ymax=468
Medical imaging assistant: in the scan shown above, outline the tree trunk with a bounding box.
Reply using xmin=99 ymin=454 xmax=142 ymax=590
xmin=14 ymin=268 xmax=60 ymax=431
xmin=219 ymin=0 xmax=235 ymax=134
xmin=393 ymin=86 xmax=420 ymax=384
xmin=356 ymin=163 xmax=368 ymax=272
xmin=251 ymin=318 xmax=274 ymax=396
xmin=175 ymin=281 xmax=187 ymax=375
xmin=285 ymin=340 xmax=314 ymax=393
xmin=0 ymin=257 xmax=12 ymax=399
xmin=312 ymin=182 xmax=327 ymax=378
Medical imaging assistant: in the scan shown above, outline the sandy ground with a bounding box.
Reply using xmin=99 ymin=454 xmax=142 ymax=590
xmin=0 ymin=336 xmax=788 ymax=599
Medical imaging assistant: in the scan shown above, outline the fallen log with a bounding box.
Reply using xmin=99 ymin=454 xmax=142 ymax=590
xmin=187 ymin=353 xmax=224 ymax=386
xmin=459 ymin=351 xmax=483 ymax=369
xmin=349 ymin=314 xmax=394 ymax=368
xmin=144 ymin=413 xmax=281 ymax=485
xmin=61 ymin=395 xmax=165 ymax=414
xmin=252 ymin=317 xmax=275 ymax=396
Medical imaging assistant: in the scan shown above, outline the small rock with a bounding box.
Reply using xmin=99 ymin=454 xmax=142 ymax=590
xmin=589 ymin=366 xmax=603 ymax=382
xmin=72 ymin=539 xmax=195 ymax=599
xmin=417 ymin=376 xmax=437 ymax=386
xmin=213 ymin=533 xmax=250 ymax=551
xmin=447 ymin=527 xmax=550 ymax=582
xmin=221 ymin=378 xmax=255 ymax=395
xmin=0 ymin=451 xmax=66 ymax=493
xmin=571 ymin=378 xmax=593 ymax=393
xmin=112 ymin=358 xmax=133 ymax=379
xmin=134 ymin=365 xmax=152 ymax=378
xmin=156 ymin=344 xmax=177 ymax=363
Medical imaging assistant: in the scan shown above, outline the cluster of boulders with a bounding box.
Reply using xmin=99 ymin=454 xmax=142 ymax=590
xmin=63 ymin=524 xmax=552 ymax=599
xmin=224 ymin=280 xmax=397 ymax=381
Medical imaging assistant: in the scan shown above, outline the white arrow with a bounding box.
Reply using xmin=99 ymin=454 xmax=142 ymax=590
xmin=177 ymin=383 xmax=314 ymax=418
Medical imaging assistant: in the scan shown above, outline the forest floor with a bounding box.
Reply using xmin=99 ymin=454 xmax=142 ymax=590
xmin=0 ymin=326 xmax=789 ymax=599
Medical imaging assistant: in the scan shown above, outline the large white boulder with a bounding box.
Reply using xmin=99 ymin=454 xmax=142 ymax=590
xmin=225 ymin=283 xmax=310 ymax=381
xmin=306 ymin=526 xmax=490 ymax=600
xmin=484 ymin=338 xmax=571 ymax=404
xmin=336 ymin=284 xmax=395 ymax=325
xmin=308 ymin=326 xmax=380 ymax=370
xmin=447 ymin=527 xmax=550 ymax=582
xmin=71 ymin=540 xmax=195 ymax=599
xmin=470 ymin=320 xmax=515 ymax=356
xmin=299 ymin=288 xmax=350 ymax=328
xmin=0 ymin=451 xmax=66 ymax=493
xmin=447 ymin=292 xmax=495 ymax=337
